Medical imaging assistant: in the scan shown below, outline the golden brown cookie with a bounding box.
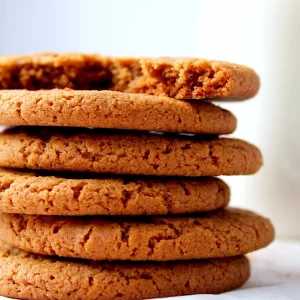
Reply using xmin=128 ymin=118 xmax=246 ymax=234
xmin=0 ymin=208 xmax=274 ymax=261
xmin=0 ymin=127 xmax=262 ymax=176
xmin=0 ymin=243 xmax=250 ymax=299
xmin=0 ymin=169 xmax=229 ymax=215
xmin=0 ymin=53 xmax=260 ymax=100
xmin=0 ymin=89 xmax=237 ymax=134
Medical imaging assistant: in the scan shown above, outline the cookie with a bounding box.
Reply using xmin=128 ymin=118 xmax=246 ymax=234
xmin=0 ymin=169 xmax=229 ymax=215
xmin=0 ymin=127 xmax=262 ymax=176
xmin=0 ymin=53 xmax=260 ymax=100
xmin=0 ymin=244 xmax=250 ymax=300
xmin=0 ymin=89 xmax=237 ymax=134
xmin=0 ymin=208 xmax=274 ymax=261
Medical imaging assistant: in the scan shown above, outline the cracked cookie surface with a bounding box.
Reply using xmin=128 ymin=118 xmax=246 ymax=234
xmin=0 ymin=243 xmax=250 ymax=299
xmin=0 ymin=127 xmax=262 ymax=176
xmin=0 ymin=208 xmax=274 ymax=261
xmin=0 ymin=89 xmax=237 ymax=134
xmin=0 ymin=52 xmax=260 ymax=100
xmin=0 ymin=169 xmax=229 ymax=215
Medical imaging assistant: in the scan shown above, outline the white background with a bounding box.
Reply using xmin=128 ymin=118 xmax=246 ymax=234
xmin=1 ymin=0 xmax=300 ymax=239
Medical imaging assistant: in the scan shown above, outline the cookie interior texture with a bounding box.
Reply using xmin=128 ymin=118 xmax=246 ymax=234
xmin=0 ymin=53 xmax=260 ymax=99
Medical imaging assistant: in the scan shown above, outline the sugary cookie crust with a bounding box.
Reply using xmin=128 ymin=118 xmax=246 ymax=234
xmin=0 ymin=208 xmax=274 ymax=261
xmin=0 ymin=89 xmax=237 ymax=134
xmin=0 ymin=127 xmax=263 ymax=176
xmin=0 ymin=169 xmax=230 ymax=215
xmin=0 ymin=243 xmax=250 ymax=299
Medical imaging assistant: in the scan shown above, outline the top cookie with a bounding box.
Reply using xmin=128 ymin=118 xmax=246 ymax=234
xmin=0 ymin=89 xmax=236 ymax=134
xmin=0 ymin=53 xmax=259 ymax=100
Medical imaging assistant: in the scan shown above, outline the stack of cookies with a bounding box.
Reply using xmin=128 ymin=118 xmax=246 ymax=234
xmin=0 ymin=53 xmax=274 ymax=300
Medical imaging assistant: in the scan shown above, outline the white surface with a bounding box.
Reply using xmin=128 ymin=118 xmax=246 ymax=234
xmin=0 ymin=240 xmax=299 ymax=299
xmin=158 ymin=240 xmax=300 ymax=299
